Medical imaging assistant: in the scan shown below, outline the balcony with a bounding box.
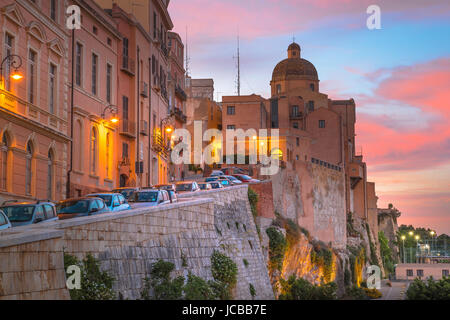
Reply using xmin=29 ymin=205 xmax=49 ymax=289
xmin=119 ymin=119 xmax=136 ymax=138
xmin=173 ymin=107 xmax=187 ymax=123
xmin=153 ymin=75 xmax=160 ymax=91
xmin=121 ymin=56 xmax=135 ymax=76
xmin=161 ymin=43 xmax=168 ymax=58
xmin=175 ymin=85 xmax=187 ymax=101
xmin=153 ymin=28 xmax=161 ymax=44
xmin=140 ymin=120 xmax=148 ymax=136
xmin=348 ymin=162 xmax=363 ymax=189
xmin=140 ymin=81 xmax=149 ymax=98
xmin=289 ymin=111 xmax=303 ymax=120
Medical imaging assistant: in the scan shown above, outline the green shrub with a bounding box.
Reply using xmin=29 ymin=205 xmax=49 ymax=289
xmin=266 ymin=227 xmax=287 ymax=272
xmin=248 ymin=187 xmax=259 ymax=218
xmin=310 ymin=243 xmax=334 ymax=283
xmin=210 ymin=251 xmax=238 ymax=300
xmin=379 ymin=231 xmax=394 ymax=275
xmin=249 ymin=283 xmax=256 ymax=298
xmin=346 ymin=285 xmax=369 ymax=300
xmin=279 ymin=275 xmax=337 ymax=300
xmin=364 ymin=288 xmax=382 ymax=299
xmin=184 ymin=274 xmax=216 ymax=300
xmin=141 ymin=260 xmax=184 ymax=300
xmin=406 ymin=277 xmax=450 ymax=300
xmin=63 ymin=253 xmax=115 ymax=300
xmin=243 ymin=259 xmax=249 ymax=268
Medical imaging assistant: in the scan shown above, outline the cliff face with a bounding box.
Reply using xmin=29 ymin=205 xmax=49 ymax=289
xmin=378 ymin=208 xmax=401 ymax=263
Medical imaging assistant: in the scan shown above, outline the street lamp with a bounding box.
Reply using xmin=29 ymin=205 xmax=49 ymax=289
xmin=0 ymin=54 xmax=24 ymax=86
xmin=401 ymin=235 xmax=406 ymax=263
xmin=415 ymin=235 xmax=420 ymax=263
xmin=101 ymin=105 xmax=119 ymax=124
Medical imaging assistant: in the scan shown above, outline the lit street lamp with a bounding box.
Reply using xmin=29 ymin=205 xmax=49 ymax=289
xmin=401 ymin=235 xmax=406 ymax=263
xmin=101 ymin=104 xmax=119 ymax=124
xmin=0 ymin=54 xmax=24 ymax=85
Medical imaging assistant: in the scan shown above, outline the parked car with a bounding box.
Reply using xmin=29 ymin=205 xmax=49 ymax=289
xmin=0 ymin=210 xmax=11 ymax=230
xmin=128 ymin=190 xmax=171 ymax=209
xmin=224 ymin=175 xmax=243 ymax=185
xmin=56 ymin=197 xmax=109 ymax=220
xmin=219 ymin=179 xmax=232 ymax=187
xmin=232 ymin=174 xmax=260 ymax=183
xmin=221 ymin=167 xmax=246 ymax=175
xmin=209 ymin=181 xmax=224 ymax=189
xmin=198 ymin=183 xmax=212 ymax=191
xmin=205 ymin=177 xmax=219 ymax=183
xmin=210 ymin=170 xmax=225 ymax=177
xmin=0 ymin=200 xmax=58 ymax=227
xmin=216 ymin=176 xmax=237 ymax=185
xmin=86 ymin=193 xmax=131 ymax=212
xmin=111 ymin=187 xmax=140 ymax=200
xmin=175 ymin=181 xmax=200 ymax=193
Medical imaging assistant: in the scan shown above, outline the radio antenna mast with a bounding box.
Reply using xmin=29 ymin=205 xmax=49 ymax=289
xmin=185 ymin=26 xmax=190 ymax=77
xmin=233 ymin=32 xmax=241 ymax=96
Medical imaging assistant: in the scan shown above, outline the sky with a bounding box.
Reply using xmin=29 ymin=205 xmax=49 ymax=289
xmin=169 ymin=0 xmax=450 ymax=234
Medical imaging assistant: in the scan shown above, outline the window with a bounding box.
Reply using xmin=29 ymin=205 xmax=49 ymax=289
xmin=417 ymin=269 xmax=424 ymax=277
xmin=319 ymin=120 xmax=326 ymax=128
xmin=122 ymin=96 xmax=129 ymax=131
xmin=4 ymin=34 xmax=13 ymax=91
xmin=122 ymin=142 xmax=129 ymax=159
xmin=28 ymin=50 xmax=37 ymax=104
xmin=107 ymin=38 xmax=112 ymax=46
xmin=271 ymin=99 xmax=279 ymax=128
xmin=90 ymin=127 xmax=98 ymax=174
xmin=227 ymin=125 xmax=236 ymax=130
xmin=25 ymin=141 xmax=33 ymax=195
xmin=92 ymin=53 xmax=98 ymax=95
xmin=296 ymin=155 xmax=299 ymax=161
xmin=35 ymin=206 xmax=45 ymax=221
xmin=442 ymin=270 xmax=449 ymax=277
xmin=276 ymin=84 xmax=281 ymax=94
xmin=296 ymin=137 xmax=300 ymax=147
xmin=0 ymin=212 xmax=6 ymax=226
xmin=293 ymin=122 xmax=299 ymax=129
xmin=310 ymin=83 xmax=315 ymax=92
xmin=44 ymin=204 xmax=55 ymax=219
xmin=49 ymin=64 xmax=56 ymax=114
xmin=75 ymin=43 xmax=83 ymax=86
xmin=406 ymin=269 xmax=413 ymax=277
xmin=308 ymin=101 xmax=314 ymax=112
xmin=227 ymin=106 xmax=235 ymax=115
xmin=93 ymin=26 xmax=98 ymax=35
xmin=122 ymin=37 xmax=129 ymax=68
xmin=74 ymin=120 xmax=82 ymax=171
xmin=1 ymin=133 xmax=9 ymax=190
xmin=47 ymin=150 xmax=54 ymax=199
xmin=292 ymin=105 xmax=299 ymax=117
xmin=50 ymin=0 xmax=57 ymax=21
xmin=106 ymin=64 xmax=112 ymax=103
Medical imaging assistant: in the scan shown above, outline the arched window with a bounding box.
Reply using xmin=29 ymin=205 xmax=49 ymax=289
xmin=106 ymin=132 xmax=110 ymax=179
xmin=47 ymin=150 xmax=55 ymax=199
xmin=90 ymin=127 xmax=98 ymax=174
xmin=1 ymin=133 xmax=9 ymax=190
xmin=25 ymin=141 xmax=34 ymax=195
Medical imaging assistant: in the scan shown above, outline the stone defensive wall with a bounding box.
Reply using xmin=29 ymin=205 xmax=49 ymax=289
xmin=0 ymin=185 xmax=273 ymax=300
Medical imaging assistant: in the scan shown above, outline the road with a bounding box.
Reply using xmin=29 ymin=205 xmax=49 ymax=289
xmin=378 ymin=280 xmax=410 ymax=300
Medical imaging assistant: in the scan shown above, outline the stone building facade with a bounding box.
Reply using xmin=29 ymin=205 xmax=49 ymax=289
xmin=0 ymin=0 xmax=70 ymax=203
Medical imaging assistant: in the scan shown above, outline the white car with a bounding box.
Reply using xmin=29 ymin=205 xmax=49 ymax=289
xmin=128 ymin=190 xmax=171 ymax=209
xmin=0 ymin=209 xmax=12 ymax=230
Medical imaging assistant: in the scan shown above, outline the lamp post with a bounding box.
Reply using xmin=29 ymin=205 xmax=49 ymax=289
xmin=401 ymin=235 xmax=406 ymax=263
xmin=430 ymin=230 xmax=436 ymax=255
xmin=415 ymin=235 xmax=420 ymax=263
xmin=0 ymin=54 xmax=24 ymax=86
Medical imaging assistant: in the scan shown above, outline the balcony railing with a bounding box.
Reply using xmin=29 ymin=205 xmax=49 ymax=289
xmin=119 ymin=119 xmax=136 ymax=138
xmin=152 ymin=133 xmax=171 ymax=157
xmin=140 ymin=81 xmax=149 ymax=98
xmin=173 ymin=107 xmax=187 ymax=123
xmin=121 ymin=56 xmax=135 ymax=76
xmin=175 ymin=84 xmax=187 ymax=101
xmin=140 ymin=120 xmax=148 ymax=136
xmin=161 ymin=43 xmax=168 ymax=58
xmin=290 ymin=111 xmax=303 ymax=120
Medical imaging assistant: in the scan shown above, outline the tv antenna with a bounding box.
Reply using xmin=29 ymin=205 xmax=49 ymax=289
xmin=185 ymin=26 xmax=190 ymax=77
xmin=233 ymin=32 xmax=241 ymax=96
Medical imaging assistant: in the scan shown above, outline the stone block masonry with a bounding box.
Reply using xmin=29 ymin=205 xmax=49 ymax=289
xmin=0 ymin=185 xmax=273 ymax=300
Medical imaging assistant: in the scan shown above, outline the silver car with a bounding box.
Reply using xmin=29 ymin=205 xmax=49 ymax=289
xmin=0 ymin=209 xmax=11 ymax=230
xmin=128 ymin=190 xmax=171 ymax=209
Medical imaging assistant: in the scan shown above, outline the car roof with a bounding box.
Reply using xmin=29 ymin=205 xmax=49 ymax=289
xmin=1 ymin=201 xmax=53 ymax=206
xmin=60 ymin=197 xmax=102 ymax=202
xmin=112 ymin=187 xmax=139 ymax=190
xmin=176 ymin=181 xmax=196 ymax=184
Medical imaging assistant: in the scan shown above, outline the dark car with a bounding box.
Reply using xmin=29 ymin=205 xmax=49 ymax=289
xmin=153 ymin=185 xmax=178 ymax=204
xmin=0 ymin=200 xmax=58 ymax=227
xmin=111 ymin=187 xmax=140 ymax=200
xmin=209 ymin=181 xmax=224 ymax=189
xmin=56 ymin=197 xmax=109 ymax=220
xmin=232 ymin=174 xmax=260 ymax=183
xmin=175 ymin=181 xmax=200 ymax=193
xmin=205 ymin=177 xmax=218 ymax=183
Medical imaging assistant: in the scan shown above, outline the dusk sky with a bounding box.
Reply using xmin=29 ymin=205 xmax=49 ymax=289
xmin=170 ymin=0 xmax=450 ymax=234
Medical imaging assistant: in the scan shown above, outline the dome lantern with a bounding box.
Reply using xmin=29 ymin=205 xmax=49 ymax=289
xmin=288 ymin=42 xmax=301 ymax=59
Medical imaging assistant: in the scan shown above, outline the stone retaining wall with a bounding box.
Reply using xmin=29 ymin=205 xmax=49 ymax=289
xmin=0 ymin=185 xmax=273 ymax=300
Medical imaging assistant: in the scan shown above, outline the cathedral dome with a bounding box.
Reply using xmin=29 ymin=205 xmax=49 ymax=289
xmin=272 ymin=42 xmax=319 ymax=82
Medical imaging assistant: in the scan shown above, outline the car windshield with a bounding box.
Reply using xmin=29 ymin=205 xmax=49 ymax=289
xmin=240 ymin=175 xmax=252 ymax=180
xmin=113 ymin=189 xmax=135 ymax=198
xmin=226 ymin=176 xmax=238 ymax=181
xmin=199 ymin=184 xmax=207 ymax=190
xmin=89 ymin=195 xmax=112 ymax=206
xmin=211 ymin=183 xmax=220 ymax=189
xmin=129 ymin=192 xmax=158 ymax=202
xmin=0 ymin=206 xmax=35 ymax=222
xmin=205 ymin=177 xmax=217 ymax=182
xmin=176 ymin=184 xmax=193 ymax=192
xmin=56 ymin=200 xmax=90 ymax=214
